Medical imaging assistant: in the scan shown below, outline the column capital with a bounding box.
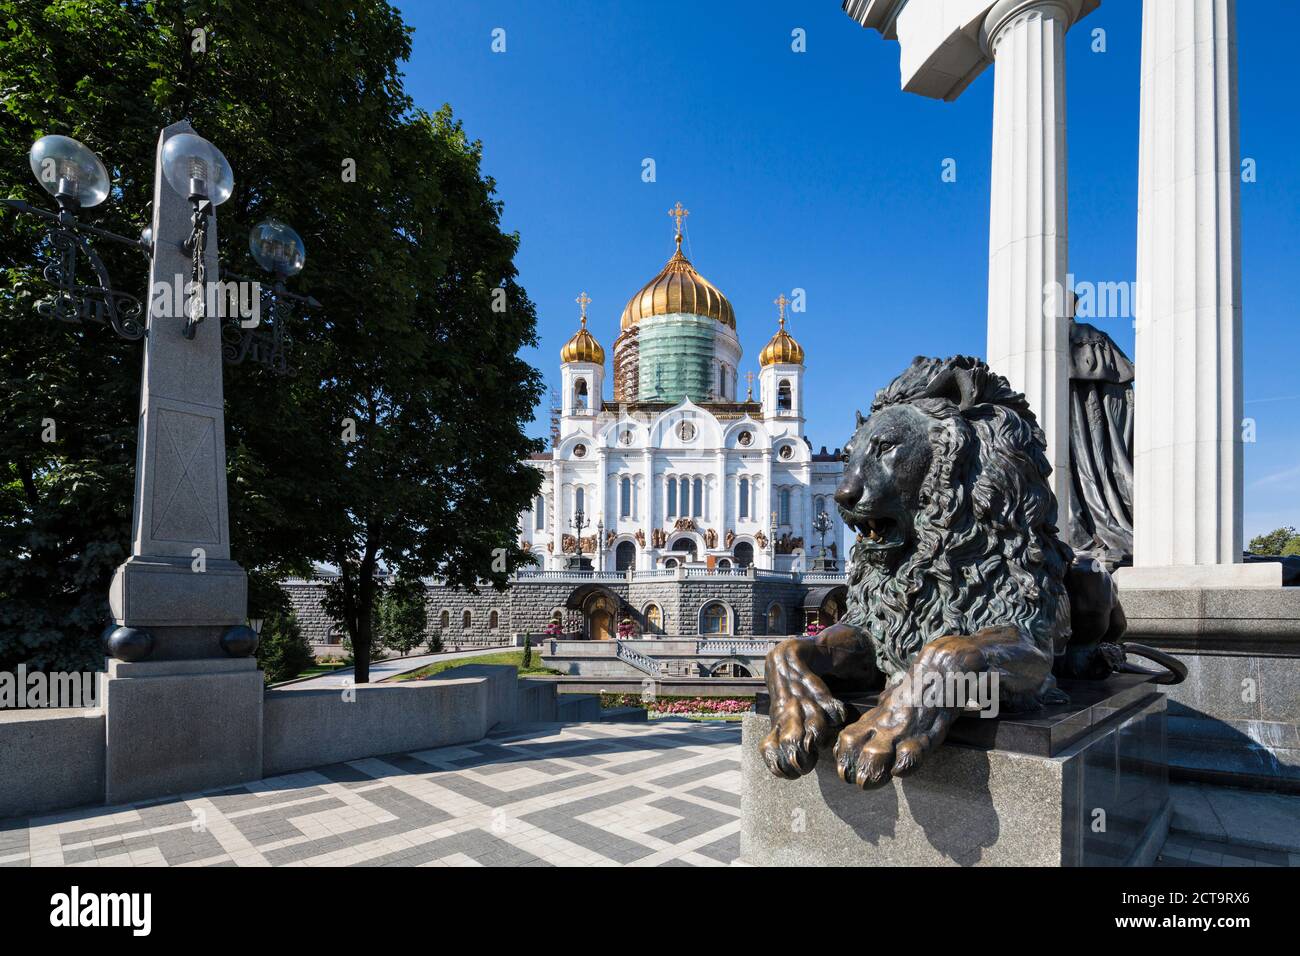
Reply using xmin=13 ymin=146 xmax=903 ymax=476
xmin=981 ymin=0 xmax=1093 ymax=57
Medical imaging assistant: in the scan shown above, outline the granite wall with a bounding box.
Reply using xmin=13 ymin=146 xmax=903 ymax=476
xmin=283 ymin=574 xmax=835 ymax=648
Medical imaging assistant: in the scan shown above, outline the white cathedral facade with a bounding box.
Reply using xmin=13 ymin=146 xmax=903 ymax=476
xmin=520 ymin=205 xmax=846 ymax=574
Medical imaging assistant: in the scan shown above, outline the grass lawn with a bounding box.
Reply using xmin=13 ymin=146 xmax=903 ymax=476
xmin=391 ymin=650 xmax=562 ymax=681
xmin=293 ymin=662 xmax=348 ymax=680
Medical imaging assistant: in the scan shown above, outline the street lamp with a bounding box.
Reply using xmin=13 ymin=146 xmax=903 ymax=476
xmin=4 ymin=131 xmax=314 ymax=373
xmin=160 ymin=132 xmax=234 ymax=338
xmin=2 ymin=134 xmax=150 ymax=339
xmin=221 ymin=218 xmax=320 ymax=374
xmin=29 ymin=134 xmax=111 ymax=210
xmin=572 ymin=505 xmax=587 ymax=556
xmin=813 ymin=510 xmax=833 ymax=558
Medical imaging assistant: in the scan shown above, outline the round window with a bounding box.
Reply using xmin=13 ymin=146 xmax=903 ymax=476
xmin=778 ymin=444 xmax=794 ymax=460
xmin=677 ymin=421 xmax=696 ymax=442
xmin=573 ymin=444 xmax=587 ymax=458
xmin=737 ymin=430 xmax=753 ymax=447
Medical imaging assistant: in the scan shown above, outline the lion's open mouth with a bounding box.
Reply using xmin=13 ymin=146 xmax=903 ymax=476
xmin=843 ymin=512 xmax=906 ymax=551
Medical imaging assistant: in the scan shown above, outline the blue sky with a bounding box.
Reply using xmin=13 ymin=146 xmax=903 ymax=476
xmin=395 ymin=0 xmax=1298 ymax=540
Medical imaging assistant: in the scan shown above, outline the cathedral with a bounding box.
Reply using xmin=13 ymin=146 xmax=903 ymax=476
xmin=521 ymin=203 xmax=846 ymax=573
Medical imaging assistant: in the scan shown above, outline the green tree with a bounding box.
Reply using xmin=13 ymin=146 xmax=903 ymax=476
xmin=254 ymin=610 xmax=313 ymax=685
xmin=315 ymin=106 xmax=543 ymax=684
xmin=375 ymin=576 xmax=428 ymax=657
xmin=1 ymin=1 xmax=541 ymax=677
xmin=1249 ymin=527 xmax=1300 ymax=556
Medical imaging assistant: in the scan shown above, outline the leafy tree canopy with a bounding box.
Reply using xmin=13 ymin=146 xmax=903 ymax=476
xmin=1 ymin=0 xmax=542 ymax=676
xmin=1248 ymin=527 xmax=1300 ymax=557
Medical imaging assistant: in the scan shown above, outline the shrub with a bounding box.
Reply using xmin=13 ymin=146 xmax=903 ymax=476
xmin=256 ymin=611 xmax=314 ymax=684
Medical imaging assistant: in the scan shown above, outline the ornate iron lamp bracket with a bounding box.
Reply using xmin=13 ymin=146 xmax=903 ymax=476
xmin=217 ymin=269 xmax=318 ymax=376
xmin=2 ymin=198 xmax=149 ymax=341
xmin=181 ymin=196 xmax=213 ymax=339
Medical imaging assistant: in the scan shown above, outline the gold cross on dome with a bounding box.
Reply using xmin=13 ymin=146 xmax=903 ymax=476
xmin=576 ymin=291 xmax=591 ymax=320
xmin=668 ymin=201 xmax=690 ymax=238
xmin=746 ymin=371 xmax=754 ymax=400
xmin=774 ymin=293 xmax=789 ymax=326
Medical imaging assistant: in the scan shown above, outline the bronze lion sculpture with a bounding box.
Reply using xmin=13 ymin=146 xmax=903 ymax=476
xmin=762 ymin=355 xmax=1181 ymax=789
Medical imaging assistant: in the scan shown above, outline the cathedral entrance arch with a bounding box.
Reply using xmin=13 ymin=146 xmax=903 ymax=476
xmin=564 ymin=584 xmax=622 ymax=641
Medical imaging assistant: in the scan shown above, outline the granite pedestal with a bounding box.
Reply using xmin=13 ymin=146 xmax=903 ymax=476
xmin=103 ymin=657 xmax=264 ymax=805
xmin=741 ymin=674 xmax=1169 ymax=866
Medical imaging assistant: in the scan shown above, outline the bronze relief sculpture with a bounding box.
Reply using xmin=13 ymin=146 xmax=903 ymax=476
xmin=762 ymin=356 xmax=1179 ymax=790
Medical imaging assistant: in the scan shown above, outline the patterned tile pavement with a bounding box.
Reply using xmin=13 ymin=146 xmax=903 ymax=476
xmin=0 ymin=720 xmax=743 ymax=868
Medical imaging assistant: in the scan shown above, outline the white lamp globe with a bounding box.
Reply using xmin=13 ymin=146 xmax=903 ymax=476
xmin=249 ymin=218 xmax=306 ymax=277
xmin=28 ymin=135 xmax=110 ymax=207
xmin=161 ymin=133 xmax=234 ymax=204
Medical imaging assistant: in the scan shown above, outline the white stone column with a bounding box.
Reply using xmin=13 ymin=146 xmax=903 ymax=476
xmin=982 ymin=0 xmax=1086 ymax=524
xmin=642 ymin=450 xmax=654 ymax=569
xmin=551 ymin=460 xmax=564 ymax=568
xmin=714 ymin=449 xmax=727 ymax=548
xmin=1118 ymin=0 xmax=1276 ymax=587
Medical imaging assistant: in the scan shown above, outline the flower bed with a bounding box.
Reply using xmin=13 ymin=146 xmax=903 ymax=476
xmin=600 ymin=693 xmax=752 ymax=719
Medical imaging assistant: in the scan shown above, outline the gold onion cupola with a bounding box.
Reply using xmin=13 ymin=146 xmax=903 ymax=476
xmin=759 ymin=293 xmax=804 ymax=366
xmin=619 ymin=202 xmax=735 ymax=330
xmin=560 ymin=291 xmax=605 ymax=364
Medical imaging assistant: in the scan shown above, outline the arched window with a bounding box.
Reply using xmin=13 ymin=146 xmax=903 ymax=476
xmin=620 ymin=476 xmax=632 ymax=517
xmin=717 ymin=558 xmax=732 ymax=571
xmin=767 ymin=604 xmax=784 ymax=634
xmin=680 ymin=477 xmax=690 ymax=517
xmin=777 ymin=379 xmax=792 ymax=411
xmin=734 ymin=542 xmax=754 ymax=568
xmin=534 ymin=495 xmax=545 ymax=531
xmin=644 ymin=603 xmax=662 ymax=633
xmin=575 ymin=486 xmax=585 ymax=514
xmin=668 ymin=479 xmax=677 ymax=517
xmin=671 ymin=538 xmax=697 ymax=559
xmin=489 ymin=610 xmax=500 ymax=631
xmin=574 ymin=378 xmax=588 ymax=409
xmin=701 ymin=602 xmax=729 ymax=635
xmin=815 ymin=496 xmax=825 ymax=517
xmin=693 ymin=478 xmax=703 ymax=517
xmin=778 ymin=488 xmax=791 ymax=526
xmin=664 ymin=557 xmax=679 ymax=569
xmin=439 ymin=610 xmax=450 ymax=629
xmin=615 ymin=540 xmax=636 ymax=572
xmin=462 ymin=610 xmax=472 ymax=629
xmin=738 ymin=477 xmax=750 ymax=519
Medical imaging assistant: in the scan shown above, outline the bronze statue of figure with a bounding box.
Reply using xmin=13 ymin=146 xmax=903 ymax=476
xmin=1068 ymin=317 xmax=1135 ymax=563
xmin=762 ymin=356 xmax=1175 ymax=791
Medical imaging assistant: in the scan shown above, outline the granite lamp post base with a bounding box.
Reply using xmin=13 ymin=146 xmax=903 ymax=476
xmin=741 ymin=675 xmax=1170 ymax=867
xmin=103 ymin=657 xmax=264 ymax=805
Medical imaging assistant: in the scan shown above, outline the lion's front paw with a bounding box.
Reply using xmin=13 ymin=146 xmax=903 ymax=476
xmin=832 ymin=684 xmax=958 ymax=790
xmin=760 ymin=640 xmax=848 ymax=780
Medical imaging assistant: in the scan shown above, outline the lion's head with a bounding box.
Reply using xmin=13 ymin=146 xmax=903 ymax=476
xmin=836 ymin=356 xmax=1073 ymax=678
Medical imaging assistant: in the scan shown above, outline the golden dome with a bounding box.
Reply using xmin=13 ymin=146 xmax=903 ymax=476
xmin=759 ymin=294 xmax=804 ymax=366
xmin=561 ymin=292 xmax=605 ymax=364
xmin=620 ymin=207 xmax=735 ymax=330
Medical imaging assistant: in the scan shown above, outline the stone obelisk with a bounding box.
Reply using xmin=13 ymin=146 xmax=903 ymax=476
xmin=103 ymin=121 xmax=263 ymax=803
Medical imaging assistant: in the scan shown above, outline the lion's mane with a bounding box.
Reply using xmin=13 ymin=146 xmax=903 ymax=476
xmin=842 ymin=356 xmax=1074 ymax=685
